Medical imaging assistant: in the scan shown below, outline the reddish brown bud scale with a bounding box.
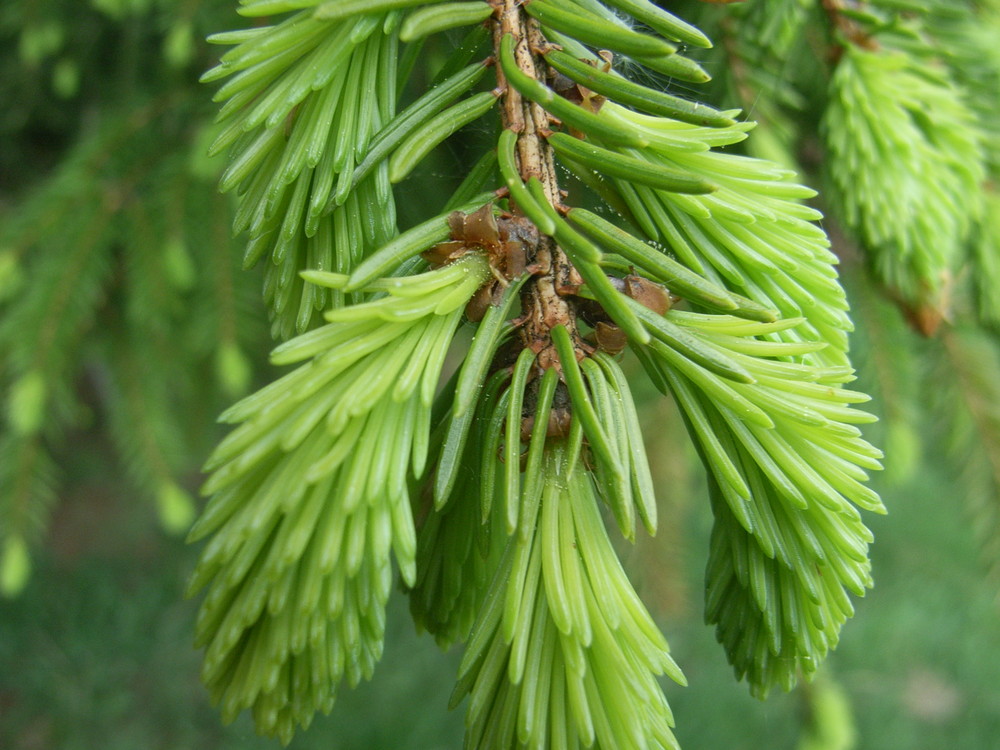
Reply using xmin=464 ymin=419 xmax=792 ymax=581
xmin=465 ymin=283 xmax=496 ymax=322
xmin=623 ymin=275 xmax=675 ymax=315
xmin=594 ymin=321 xmax=628 ymax=354
xmin=422 ymin=241 xmax=468 ymax=266
xmin=426 ymin=204 xmax=543 ymax=322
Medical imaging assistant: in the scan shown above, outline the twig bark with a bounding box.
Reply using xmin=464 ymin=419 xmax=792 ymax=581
xmin=492 ymin=0 xmax=584 ymax=372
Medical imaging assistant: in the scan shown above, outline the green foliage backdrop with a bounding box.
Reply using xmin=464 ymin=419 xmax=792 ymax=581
xmin=1 ymin=0 xmax=999 ymax=748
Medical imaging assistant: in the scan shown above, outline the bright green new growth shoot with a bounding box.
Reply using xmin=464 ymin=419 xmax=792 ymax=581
xmin=188 ymin=0 xmax=886 ymax=745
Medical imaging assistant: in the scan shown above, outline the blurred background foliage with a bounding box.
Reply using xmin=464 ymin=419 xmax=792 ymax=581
xmin=1 ymin=0 xmax=1000 ymax=748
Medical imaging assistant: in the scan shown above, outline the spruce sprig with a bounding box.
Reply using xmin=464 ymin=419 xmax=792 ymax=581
xmin=452 ymin=442 xmax=685 ymax=750
xmin=189 ymin=0 xmax=885 ymax=744
xmin=188 ymin=255 xmax=489 ymax=741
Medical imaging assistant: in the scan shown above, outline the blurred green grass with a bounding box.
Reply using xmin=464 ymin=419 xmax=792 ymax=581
xmin=2 ymin=457 xmax=999 ymax=750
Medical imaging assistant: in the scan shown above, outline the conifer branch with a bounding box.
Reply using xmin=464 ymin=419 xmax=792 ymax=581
xmin=176 ymin=0 xmax=887 ymax=743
